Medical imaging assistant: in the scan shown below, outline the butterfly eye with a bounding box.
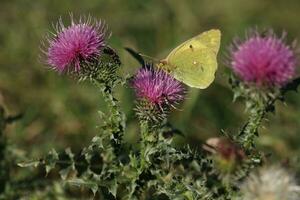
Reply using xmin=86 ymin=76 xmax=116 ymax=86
xmin=189 ymin=45 xmax=194 ymax=51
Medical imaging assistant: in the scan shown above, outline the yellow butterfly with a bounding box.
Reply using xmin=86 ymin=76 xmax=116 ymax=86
xmin=158 ymin=29 xmax=221 ymax=89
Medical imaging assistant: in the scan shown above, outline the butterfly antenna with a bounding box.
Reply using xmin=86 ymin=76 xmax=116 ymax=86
xmin=139 ymin=53 xmax=160 ymax=63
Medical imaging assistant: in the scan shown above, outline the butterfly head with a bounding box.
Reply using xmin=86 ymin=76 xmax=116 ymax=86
xmin=157 ymin=59 xmax=173 ymax=73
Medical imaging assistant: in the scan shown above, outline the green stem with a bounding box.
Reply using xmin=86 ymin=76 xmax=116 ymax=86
xmin=94 ymin=80 xmax=126 ymax=157
xmin=139 ymin=121 xmax=158 ymax=169
xmin=238 ymin=105 xmax=266 ymax=150
xmin=238 ymin=90 xmax=279 ymax=153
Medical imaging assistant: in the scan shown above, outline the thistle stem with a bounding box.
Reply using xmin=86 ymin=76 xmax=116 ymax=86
xmin=238 ymin=91 xmax=279 ymax=153
xmin=238 ymin=105 xmax=266 ymax=150
xmin=93 ymin=80 xmax=126 ymax=157
xmin=139 ymin=121 xmax=158 ymax=169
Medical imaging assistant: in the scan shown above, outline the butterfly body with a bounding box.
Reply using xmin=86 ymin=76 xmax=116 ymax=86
xmin=159 ymin=29 xmax=221 ymax=89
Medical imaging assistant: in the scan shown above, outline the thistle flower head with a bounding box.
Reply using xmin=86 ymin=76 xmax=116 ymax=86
xmin=132 ymin=66 xmax=185 ymax=106
xmin=230 ymin=30 xmax=297 ymax=87
xmin=132 ymin=66 xmax=185 ymax=122
xmin=241 ymin=166 xmax=300 ymax=200
xmin=45 ymin=16 xmax=107 ymax=73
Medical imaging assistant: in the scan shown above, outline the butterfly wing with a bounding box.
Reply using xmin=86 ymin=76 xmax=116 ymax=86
xmin=164 ymin=29 xmax=221 ymax=89
xmin=166 ymin=47 xmax=218 ymax=88
xmin=192 ymin=29 xmax=221 ymax=55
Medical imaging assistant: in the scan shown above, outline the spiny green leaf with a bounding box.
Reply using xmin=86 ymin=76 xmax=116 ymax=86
xmin=59 ymin=166 xmax=73 ymax=180
xmin=17 ymin=160 xmax=40 ymax=168
xmin=68 ymin=179 xmax=99 ymax=196
xmin=107 ymin=179 xmax=118 ymax=197
xmin=45 ymin=149 xmax=59 ymax=174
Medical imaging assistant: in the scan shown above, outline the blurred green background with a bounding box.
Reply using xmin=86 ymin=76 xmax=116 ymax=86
xmin=1 ymin=0 xmax=300 ymax=161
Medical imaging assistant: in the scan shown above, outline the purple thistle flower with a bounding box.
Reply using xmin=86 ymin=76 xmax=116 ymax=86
xmin=45 ymin=16 xmax=107 ymax=73
xmin=132 ymin=67 xmax=185 ymax=107
xmin=230 ymin=30 xmax=297 ymax=87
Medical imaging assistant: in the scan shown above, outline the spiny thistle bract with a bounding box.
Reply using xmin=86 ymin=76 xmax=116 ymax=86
xmin=240 ymin=166 xmax=300 ymax=200
xmin=45 ymin=16 xmax=107 ymax=74
xmin=230 ymin=30 xmax=297 ymax=87
xmin=132 ymin=66 xmax=185 ymax=122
